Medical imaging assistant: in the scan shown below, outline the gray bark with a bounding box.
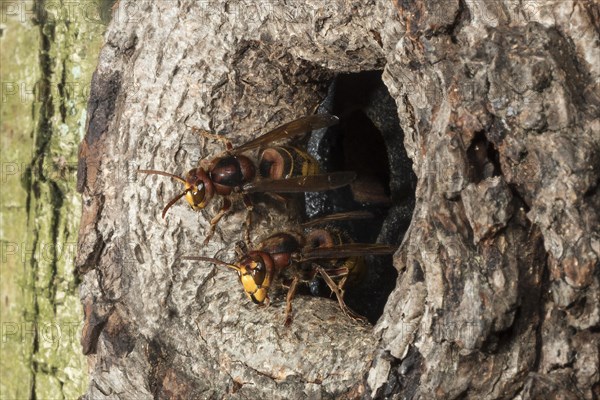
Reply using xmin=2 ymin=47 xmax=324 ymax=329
xmin=77 ymin=0 xmax=599 ymax=398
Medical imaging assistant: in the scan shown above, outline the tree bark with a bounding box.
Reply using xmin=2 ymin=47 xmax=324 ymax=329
xmin=77 ymin=0 xmax=599 ymax=398
xmin=1 ymin=2 xmax=104 ymax=398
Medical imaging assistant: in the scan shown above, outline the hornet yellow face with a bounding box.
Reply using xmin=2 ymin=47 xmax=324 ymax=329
xmin=184 ymin=181 xmax=207 ymax=210
xmin=137 ymin=167 xmax=212 ymax=218
xmin=237 ymin=255 xmax=272 ymax=305
xmin=183 ymin=169 xmax=208 ymax=210
xmin=179 ymin=253 xmax=273 ymax=306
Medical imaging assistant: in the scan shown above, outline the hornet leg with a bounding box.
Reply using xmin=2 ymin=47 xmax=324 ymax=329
xmin=315 ymin=266 xmax=367 ymax=324
xmin=203 ymin=197 xmax=232 ymax=245
xmin=284 ymin=275 xmax=300 ymax=327
xmin=242 ymin=194 xmax=254 ymax=246
xmin=192 ymin=127 xmax=233 ymax=151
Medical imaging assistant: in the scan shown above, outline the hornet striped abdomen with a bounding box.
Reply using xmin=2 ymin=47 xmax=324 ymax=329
xmin=259 ymin=146 xmax=320 ymax=180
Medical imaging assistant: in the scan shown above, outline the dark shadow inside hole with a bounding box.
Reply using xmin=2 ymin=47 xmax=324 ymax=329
xmin=304 ymin=71 xmax=417 ymax=323
xmin=342 ymin=110 xmax=392 ymax=205
xmin=466 ymin=131 xmax=502 ymax=184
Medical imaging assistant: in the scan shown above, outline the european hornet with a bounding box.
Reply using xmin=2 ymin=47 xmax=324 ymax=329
xmin=138 ymin=114 xmax=355 ymax=244
xmin=183 ymin=211 xmax=396 ymax=325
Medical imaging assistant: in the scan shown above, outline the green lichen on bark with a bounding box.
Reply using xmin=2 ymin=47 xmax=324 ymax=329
xmin=1 ymin=1 xmax=105 ymax=398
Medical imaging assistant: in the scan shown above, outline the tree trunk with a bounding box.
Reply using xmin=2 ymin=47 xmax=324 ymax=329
xmin=1 ymin=1 xmax=105 ymax=398
xmin=77 ymin=0 xmax=599 ymax=398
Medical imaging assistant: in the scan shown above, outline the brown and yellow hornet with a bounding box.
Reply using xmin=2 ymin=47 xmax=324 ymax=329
xmin=184 ymin=211 xmax=396 ymax=325
xmin=138 ymin=114 xmax=354 ymax=244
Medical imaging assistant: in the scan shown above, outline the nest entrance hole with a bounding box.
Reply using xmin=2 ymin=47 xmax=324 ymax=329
xmin=304 ymin=71 xmax=417 ymax=323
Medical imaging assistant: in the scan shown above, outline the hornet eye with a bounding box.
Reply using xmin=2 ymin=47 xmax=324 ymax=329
xmin=251 ymin=261 xmax=266 ymax=286
xmin=190 ymin=182 xmax=206 ymax=205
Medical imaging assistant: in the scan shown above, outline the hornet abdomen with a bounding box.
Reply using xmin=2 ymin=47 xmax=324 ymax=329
xmin=304 ymin=228 xmax=365 ymax=285
xmin=259 ymin=146 xmax=320 ymax=180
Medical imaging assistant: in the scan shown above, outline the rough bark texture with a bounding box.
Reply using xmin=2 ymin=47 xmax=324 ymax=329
xmin=77 ymin=0 xmax=599 ymax=398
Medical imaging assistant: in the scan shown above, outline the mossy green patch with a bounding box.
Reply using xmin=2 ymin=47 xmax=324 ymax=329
xmin=1 ymin=1 xmax=106 ymax=398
